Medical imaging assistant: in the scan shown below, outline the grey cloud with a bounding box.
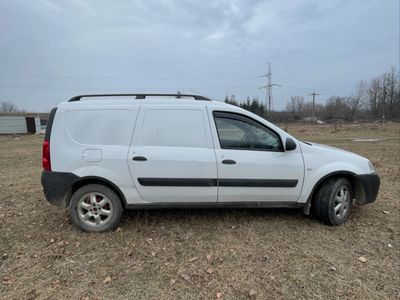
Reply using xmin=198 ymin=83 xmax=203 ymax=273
xmin=0 ymin=0 xmax=398 ymax=111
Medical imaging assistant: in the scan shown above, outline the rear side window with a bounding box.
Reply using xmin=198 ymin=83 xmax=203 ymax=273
xmin=64 ymin=110 xmax=133 ymax=145
xmin=140 ymin=109 xmax=207 ymax=148
xmin=214 ymin=112 xmax=283 ymax=151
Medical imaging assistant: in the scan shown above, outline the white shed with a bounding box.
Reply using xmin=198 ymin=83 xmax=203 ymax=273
xmin=0 ymin=116 xmax=41 ymax=134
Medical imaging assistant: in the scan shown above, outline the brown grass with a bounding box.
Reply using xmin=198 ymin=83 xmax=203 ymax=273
xmin=0 ymin=123 xmax=399 ymax=299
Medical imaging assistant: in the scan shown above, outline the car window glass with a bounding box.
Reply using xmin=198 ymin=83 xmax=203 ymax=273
xmin=214 ymin=115 xmax=281 ymax=151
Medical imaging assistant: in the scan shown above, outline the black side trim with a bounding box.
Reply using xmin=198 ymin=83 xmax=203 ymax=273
xmin=303 ymin=171 xmax=380 ymax=215
xmin=41 ymin=171 xmax=80 ymax=207
xmin=44 ymin=107 xmax=57 ymax=141
xmin=138 ymin=178 xmax=298 ymax=188
xmin=219 ymin=179 xmax=298 ymax=188
xmin=41 ymin=172 xmax=129 ymax=208
xmin=357 ymin=174 xmax=380 ymax=204
xmin=138 ymin=178 xmax=217 ymax=187
xmin=126 ymin=201 xmax=303 ymax=210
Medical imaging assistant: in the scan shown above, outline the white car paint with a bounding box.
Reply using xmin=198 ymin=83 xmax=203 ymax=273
xmin=49 ymin=96 xmax=375 ymax=206
xmin=206 ymin=106 xmax=304 ymax=203
xmin=297 ymin=142 xmax=371 ymax=203
xmin=128 ymin=105 xmax=218 ymax=203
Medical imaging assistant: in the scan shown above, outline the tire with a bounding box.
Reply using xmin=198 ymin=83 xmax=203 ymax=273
xmin=69 ymin=184 xmax=123 ymax=232
xmin=313 ymin=177 xmax=353 ymax=225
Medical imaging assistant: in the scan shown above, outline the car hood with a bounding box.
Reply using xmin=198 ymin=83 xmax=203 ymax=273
xmin=302 ymin=141 xmax=369 ymax=163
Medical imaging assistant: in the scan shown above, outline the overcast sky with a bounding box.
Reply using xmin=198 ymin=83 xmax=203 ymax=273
xmin=0 ymin=0 xmax=398 ymax=112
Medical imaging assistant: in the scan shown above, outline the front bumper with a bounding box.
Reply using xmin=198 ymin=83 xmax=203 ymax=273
xmin=356 ymin=173 xmax=380 ymax=204
xmin=41 ymin=171 xmax=80 ymax=207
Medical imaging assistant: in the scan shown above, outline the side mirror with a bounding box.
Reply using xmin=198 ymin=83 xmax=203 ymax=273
xmin=285 ymin=137 xmax=297 ymax=151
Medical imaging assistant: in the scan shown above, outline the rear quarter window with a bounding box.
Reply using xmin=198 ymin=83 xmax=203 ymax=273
xmin=64 ymin=109 xmax=133 ymax=145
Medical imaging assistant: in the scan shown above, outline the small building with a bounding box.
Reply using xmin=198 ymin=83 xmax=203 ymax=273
xmin=302 ymin=117 xmax=324 ymax=124
xmin=0 ymin=114 xmax=41 ymax=134
xmin=38 ymin=112 xmax=50 ymax=133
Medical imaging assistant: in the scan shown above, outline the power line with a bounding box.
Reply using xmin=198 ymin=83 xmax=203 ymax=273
xmin=0 ymin=72 xmax=359 ymax=88
xmin=309 ymin=91 xmax=320 ymax=123
xmin=0 ymin=54 xmax=268 ymax=65
xmin=0 ymin=83 xmax=261 ymax=91
xmin=260 ymin=63 xmax=281 ymax=116
xmin=0 ymin=73 xmax=260 ymax=81
xmin=0 ymin=83 xmax=352 ymax=96
xmin=274 ymin=76 xmax=357 ymax=88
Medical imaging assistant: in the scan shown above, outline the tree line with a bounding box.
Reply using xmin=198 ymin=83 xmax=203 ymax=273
xmin=0 ymin=101 xmax=22 ymax=113
xmin=1 ymin=67 xmax=399 ymax=121
xmin=225 ymin=67 xmax=400 ymax=122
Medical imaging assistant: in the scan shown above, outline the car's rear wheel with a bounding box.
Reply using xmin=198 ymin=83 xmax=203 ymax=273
xmin=313 ymin=177 xmax=353 ymax=225
xmin=69 ymin=184 xmax=123 ymax=232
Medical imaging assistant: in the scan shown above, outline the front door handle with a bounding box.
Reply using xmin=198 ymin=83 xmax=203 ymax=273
xmin=222 ymin=159 xmax=236 ymax=165
xmin=132 ymin=156 xmax=147 ymax=161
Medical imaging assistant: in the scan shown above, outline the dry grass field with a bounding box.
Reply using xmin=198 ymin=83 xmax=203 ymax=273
xmin=0 ymin=123 xmax=399 ymax=299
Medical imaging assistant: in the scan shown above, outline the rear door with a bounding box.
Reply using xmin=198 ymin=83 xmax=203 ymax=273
xmin=128 ymin=105 xmax=218 ymax=203
xmin=210 ymin=110 xmax=304 ymax=203
xmin=25 ymin=117 xmax=36 ymax=133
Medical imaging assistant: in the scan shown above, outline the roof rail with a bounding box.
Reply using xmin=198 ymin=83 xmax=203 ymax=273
xmin=68 ymin=93 xmax=212 ymax=102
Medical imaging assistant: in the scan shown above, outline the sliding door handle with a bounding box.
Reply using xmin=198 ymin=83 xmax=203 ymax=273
xmin=222 ymin=159 xmax=236 ymax=165
xmin=132 ymin=156 xmax=147 ymax=161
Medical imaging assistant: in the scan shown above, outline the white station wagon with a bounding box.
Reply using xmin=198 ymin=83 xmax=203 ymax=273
xmin=41 ymin=93 xmax=380 ymax=232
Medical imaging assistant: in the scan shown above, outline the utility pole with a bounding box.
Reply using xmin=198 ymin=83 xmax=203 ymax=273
xmin=309 ymin=91 xmax=319 ymax=124
xmin=382 ymin=86 xmax=386 ymax=123
xmin=260 ymin=63 xmax=281 ymax=118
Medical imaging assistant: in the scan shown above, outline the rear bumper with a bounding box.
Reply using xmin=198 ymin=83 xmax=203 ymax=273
xmin=41 ymin=171 xmax=80 ymax=207
xmin=356 ymin=173 xmax=380 ymax=204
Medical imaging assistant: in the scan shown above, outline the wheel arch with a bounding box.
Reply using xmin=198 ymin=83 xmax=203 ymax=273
xmin=303 ymin=171 xmax=364 ymax=215
xmin=68 ymin=176 xmax=128 ymax=208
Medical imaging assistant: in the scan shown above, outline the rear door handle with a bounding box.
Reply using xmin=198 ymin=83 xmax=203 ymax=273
xmin=222 ymin=159 xmax=236 ymax=165
xmin=132 ymin=156 xmax=147 ymax=161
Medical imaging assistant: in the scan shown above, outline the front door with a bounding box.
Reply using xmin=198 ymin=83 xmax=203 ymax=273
xmin=210 ymin=111 xmax=304 ymax=203
xmin=128 ymin=105 xmax=218 ymax=203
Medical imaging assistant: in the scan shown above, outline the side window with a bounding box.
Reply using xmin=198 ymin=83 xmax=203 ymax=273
xmin=140 ymin=109 xmax=208 ymax=148
xmin=214 ymin=112 xmax=282 ymax=151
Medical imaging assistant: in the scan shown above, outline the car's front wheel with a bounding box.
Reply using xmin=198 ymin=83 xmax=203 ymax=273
xmin=313 ymin=177 xmax=353 ymax=225
xmin=69 ymin=184 xmax=123 ymax=232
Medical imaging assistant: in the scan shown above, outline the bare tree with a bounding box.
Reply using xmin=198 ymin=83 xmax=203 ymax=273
xmin=228 ymin=66 xmax=399 ymax=122
xmin=382 ymin=67 xmax=399 ymax=120
xmin=286 ymin=96 xmax=304 ymax=120
xmin=363 ymin=68 xmax=400 ymax=121
xmin=1 ymin=101 xmax=19 ymax=113
xmin=302 ymin=101 xmax=324 ymax=118
xmin=324 ymin=96 xmax=351 ymax=120
xmin=344 ymin=82 xmax=365 ymax=121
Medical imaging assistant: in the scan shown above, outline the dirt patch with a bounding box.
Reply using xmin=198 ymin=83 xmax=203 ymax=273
xmin=1 ymin=124 xmax=399 ymax=299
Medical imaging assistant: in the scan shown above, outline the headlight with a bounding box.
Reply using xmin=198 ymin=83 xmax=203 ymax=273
xmin=368 ymin=160 xmax=376 ymax=173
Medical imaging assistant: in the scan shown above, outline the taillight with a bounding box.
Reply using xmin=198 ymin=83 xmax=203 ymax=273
xmin=42 ymin=140 xmax=51 ymax=171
